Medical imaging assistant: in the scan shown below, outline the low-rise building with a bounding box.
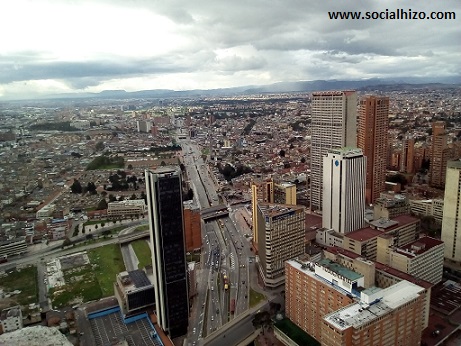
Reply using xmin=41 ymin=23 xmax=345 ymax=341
xmin=0 ymin=306 xmax=23 ymax=334
xmin=114 ymin=270 xmax=155 ymax=317
xmin=409 ymin=199 xmax=444 ymax=223
xmin=376 ymin=236 xmax=444 ymax=284
xmin=107 ymin=199 xmax=146 ymax=219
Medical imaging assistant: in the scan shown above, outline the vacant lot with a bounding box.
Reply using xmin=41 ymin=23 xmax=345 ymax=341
xmin=0 ymin=266 xmax=38 ymax=310
xmin=50 ymin=245 xmax=125 ymax=308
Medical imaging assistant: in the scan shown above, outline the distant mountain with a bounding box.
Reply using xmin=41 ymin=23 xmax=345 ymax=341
xmin=43 ymin=77 xmax=461 ymax=101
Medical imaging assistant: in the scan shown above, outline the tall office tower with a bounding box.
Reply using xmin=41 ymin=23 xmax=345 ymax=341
xmin=323 ymin=148 xmax=366 ymax=234
xmin=358 ymin=95 xmax=389 ymax=204
xmin=251 ymin=179 xmax=274 ymax=245
xmin=145 ymin=167 xmax=189 ymax=338
xmin=256 ymin=203 xmax=305 ymax=288
xmin=441 ymin=161 xmax=461 ymax=263
xmin=430 ymin=121 xmax=448 ymax=188
xmin=310 ymin=91 xmax=357 ymax=212
xmin=400 ymin=136 xmax=415 ymax=174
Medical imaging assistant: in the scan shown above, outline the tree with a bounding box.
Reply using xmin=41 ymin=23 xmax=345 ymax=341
xmin=70 ymin=179 xmax=83 ymax=194
xmin=96 ymin=198 xmax=108 ymax=210
xmin=62 ymin=237 xmax=72 ymax=248
xmin=279 ymin=149 xmax=285 ymax=157
xmin=108 ymin=194 xmax=117 ymax=202
xmin=140 ymin=191 xmax=147 ymax=204
xmin=160 ymin=160 xmax=166 ymax=166
xmin=300 ymin=157 xmax=306 ymax=163
xmin=87 ymin=182 xmax=97 ymax=194
xmin=127 ymin=164 xmax=133 ymax=170
xmin=130 ymin=193 xmax=137 ymax=200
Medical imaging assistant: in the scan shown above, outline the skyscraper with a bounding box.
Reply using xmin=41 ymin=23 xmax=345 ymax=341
xmin=145 ymin=167 xmax=189 ymax=338
xmin=310 ymin=91 xmax=357 ymax=212
xmin=358 ymin=95 xmax=389 ymax=204
xmin=441 ymin=161 xmax=461 ymax=263
xmin=322 ymin=148 xmax=366 ymax=234
xmin=251 ymin=179 xmax=274 ymax=245
xmin=430 ymin=121 xmax=448 ymax=188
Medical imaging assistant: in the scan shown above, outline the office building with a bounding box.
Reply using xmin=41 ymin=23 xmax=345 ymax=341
xmin=409 ymin=198 xmax=444 ymax=223
xmin=358 ymin=96 xmax=389 ymax=204
xmin=257 ymin=203 xmax=305 ymax=288
xmin=114 ymin=270 xmax=156 ymax=317
xmin=107 ymin=199 xmax=146 ymax=219
xmin=430 ymin=121 xmax=448 ymax=188
xmin=310 ymin=91 xmax=357 ymax=212
xmin=251 ymin=179 xmax=274 ymax=245
xmin=373 ymin=192 xmax=410 ymax=220
xmin=0 ymin=306 xmax=23 ymax=334
xmin=376 ymin=236 xmax=444 ymax=284
xmin=145 ymin=167 xmax=189 ymax=338
xmin=137 ymin=120 xmax=152 ymax=133
xmin=323 ymin=148 xmax=366 ymax=234
xmin=273 ymin=181 xmax=297 ymax=205
xmin=441 ymin=161 xmax=461 ymax=263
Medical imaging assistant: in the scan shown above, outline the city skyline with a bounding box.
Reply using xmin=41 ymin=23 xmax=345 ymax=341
xmin=0 ymin=0 xmax=459 ymax=100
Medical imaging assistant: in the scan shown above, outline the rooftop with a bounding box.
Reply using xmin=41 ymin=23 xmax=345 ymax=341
xmin=258 ymin=202 xmax=304 ymax=218
xmin=117 ymin=270 xmax=152 ymax=294
xmin=394 ymin=236 xmax=444 ymax=258
xmin=448 ymin=160 xmax=461 ymax=169
xmin=324 ymin=280 xmax=425 ymax=330
xmin=345 ymin=227 xmax=383 ymax=242
xmin=317 ymin=258 xmax=363 ymax=282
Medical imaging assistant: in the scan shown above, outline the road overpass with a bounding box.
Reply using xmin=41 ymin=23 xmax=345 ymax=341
xmin=201 ymin=205 xmax=229 ymax=221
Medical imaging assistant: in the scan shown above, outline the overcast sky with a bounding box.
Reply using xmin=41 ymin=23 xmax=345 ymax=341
xmin=0 ymin=0 xmax=459 ymax=99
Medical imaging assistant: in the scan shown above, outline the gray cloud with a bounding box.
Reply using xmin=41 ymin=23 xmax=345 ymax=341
xmin=0 ymin=0 xmax=460 ymax=97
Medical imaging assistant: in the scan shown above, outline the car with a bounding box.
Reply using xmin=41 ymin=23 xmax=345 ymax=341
xmin=211 ymin=316 xmax=214 ymax=321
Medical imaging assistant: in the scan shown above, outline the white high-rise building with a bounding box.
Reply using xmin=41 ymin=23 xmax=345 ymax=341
xmin=323 ymin=148 xmax=366 ymax=234
xmin=310 ymin=90 xmax=357 ymax=212
xmin=441 ymin=161 xmax=461 ymax=263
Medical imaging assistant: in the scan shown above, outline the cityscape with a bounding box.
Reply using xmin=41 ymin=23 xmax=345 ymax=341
xmin=0 ymin=84 xmax=460 ymax=346
xmin=0 ymin=1 xmax=460 ymax=346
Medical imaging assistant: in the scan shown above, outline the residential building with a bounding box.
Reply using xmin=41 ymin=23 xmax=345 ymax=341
xmin=323 ymin=148 xmax=366 ymax=234
xmin=441 ymin=160 xmax=461 ymax=263
xmin=145 ymin=167 xmax=189 ymax=339
xmin=400 ymin=136 xmax=415 ymax=174
xmin=257 ymin=203 xmax=305 ymax=288
xmin=0 ymin=238 xmax=27 ymax=258
xmin=114 ymin=270 xmax=156 ymax=317
xmin=183 ymin=204 xmax=202 ymax=252
xmin=376 ymin=236 xmax=444 ymax=284
xmin=137 ymin=120 xmax=152 ymax=133
xmin=373 ymin=192 xmax=410 ymax=220
xmin=107 ymin=199 xmax=146 ymax=219
xmin=358 ymin=96 xmax=389 ymax=204
xmin=310 ymin=91 xmax=357 ymax=212
xmin=0 ymin=306 xmax=23 ymax=334
xmin=430 ymin=121 xmax=448 ymax=188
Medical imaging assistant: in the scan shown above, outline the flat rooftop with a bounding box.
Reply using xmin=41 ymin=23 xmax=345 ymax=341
xmin=258 ymin=203 xmax=304 ymax=218
xmin=345 ymin=227 xmax=383 ymax=242
xmin=430 ymin=280 xmax=461 ymax=316
xmin=394 ymin=236 xmax=444 ymax=258
xmin=324 ymin=280 xmax=425 ymax=330
xmin=317 ymin=258 xmax=363 ymax=281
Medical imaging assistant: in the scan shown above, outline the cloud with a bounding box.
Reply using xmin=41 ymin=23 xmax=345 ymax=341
xmin=0 ymin=0 xmax=459 ymax=99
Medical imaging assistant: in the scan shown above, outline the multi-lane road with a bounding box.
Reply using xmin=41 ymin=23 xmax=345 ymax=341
xmin=180 ymin=137 xmax=264 ymax=345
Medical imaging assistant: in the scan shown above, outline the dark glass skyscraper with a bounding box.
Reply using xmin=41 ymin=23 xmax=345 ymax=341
xmin=145 ymin=167 xmax=189 ymax=338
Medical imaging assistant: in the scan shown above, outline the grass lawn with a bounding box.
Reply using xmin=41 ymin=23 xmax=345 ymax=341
xmin=88 ymin=244 xmax=126 ymax=296
xmin=0 ymin=266 xmax=38 ymax=308
xmin=249 ymin=288 xmax=266 ymax=308
xmin=131 ymin=240 xmax=151 ymax=269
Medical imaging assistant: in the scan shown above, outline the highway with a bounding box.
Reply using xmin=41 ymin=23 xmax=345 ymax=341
xmin=180 ymin=136 xmax=264 ymax=346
